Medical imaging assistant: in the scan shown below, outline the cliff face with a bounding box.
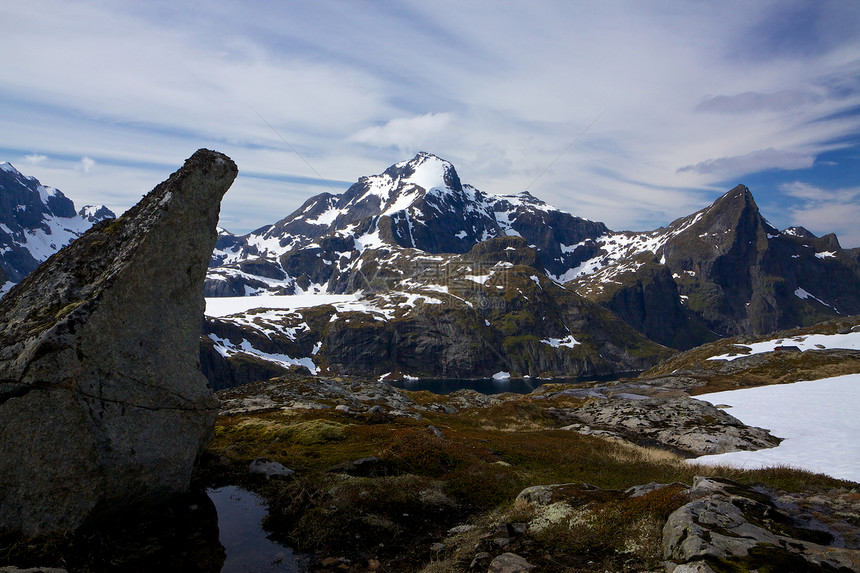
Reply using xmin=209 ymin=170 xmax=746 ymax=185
xmin=0 ymin=149 xmax=237 ymax=536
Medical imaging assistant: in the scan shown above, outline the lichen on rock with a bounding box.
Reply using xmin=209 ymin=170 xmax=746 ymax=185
xmin=0 ymin=149 xmax=237 ymax=536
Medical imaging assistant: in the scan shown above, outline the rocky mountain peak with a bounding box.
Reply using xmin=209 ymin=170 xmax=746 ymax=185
xmin=388 ymin=151 xmax=462 ymax=192
xmin=782 ymin=226 xmax=817 ymax=239
xmin=0 ymin=163 xmax=116 ymax=292
xmin=78 ymin=204 xmax=117 ymax=223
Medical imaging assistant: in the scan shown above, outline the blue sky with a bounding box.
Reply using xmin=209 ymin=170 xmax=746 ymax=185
xmin=2 ymin=1 xmax=860 ymax=245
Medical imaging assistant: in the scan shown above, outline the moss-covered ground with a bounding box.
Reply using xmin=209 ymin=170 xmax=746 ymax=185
xmin=197 ymin=386 xmax=856 ymax=572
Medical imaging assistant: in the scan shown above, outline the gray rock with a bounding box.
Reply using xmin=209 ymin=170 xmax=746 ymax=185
xmin=487 ymin=552 xmax=535 ymax=572
xmin=663 ymin=476 xmax=860 ymax=571
xmin=0 ymin=150 xmax=237 ymax=536
xmin=670 ymin=562 xmax=717 ymax=573
xmin=448 ymin=524 xmax=474 ymax=535
xmin=626 ymin=481 xmax=689 ymax=498
xmin=552 ymin=396 xmax=780 ymax=456
xmin=249 ymin=457 xmax=295 ymax=479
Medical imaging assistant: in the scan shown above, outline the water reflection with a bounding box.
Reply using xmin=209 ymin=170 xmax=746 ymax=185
xmin=208 ymin=485 xmax=308 ymax=573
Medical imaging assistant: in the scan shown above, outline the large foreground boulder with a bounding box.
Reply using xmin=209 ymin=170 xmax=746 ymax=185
xmin=0 ymin=149 xmax=237 ymax=536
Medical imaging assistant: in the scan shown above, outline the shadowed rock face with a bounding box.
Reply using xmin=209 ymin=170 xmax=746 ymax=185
xmin=0 ymin=149 xmax=237 ymax=536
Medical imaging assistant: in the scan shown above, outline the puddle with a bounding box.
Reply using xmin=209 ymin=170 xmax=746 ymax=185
xmin=208 ymin=485 xmax=308 ymax=572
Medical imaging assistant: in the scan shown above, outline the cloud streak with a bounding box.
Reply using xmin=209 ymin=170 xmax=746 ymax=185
xmin=678 ymin=148 xmax=816 ymax=177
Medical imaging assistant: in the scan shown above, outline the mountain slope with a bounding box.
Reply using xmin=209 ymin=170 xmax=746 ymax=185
xmin=206 ymin=152 xmax=606 ymax=296
xmin=202 ymin=236 xmax=672 ymax=388
xmin=567 ymin=185 xmax=860 ymax=348
xmin=0 ymin=163 xmax=115 ymax=294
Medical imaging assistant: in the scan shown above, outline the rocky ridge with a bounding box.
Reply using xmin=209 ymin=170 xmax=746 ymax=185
xmin=568 ymin=185 xmax=860 ymax=348
xmin=0 ymin=149 xmax=236 ymax=536
xmin=639 ymin=314 xmax=860 ymax=394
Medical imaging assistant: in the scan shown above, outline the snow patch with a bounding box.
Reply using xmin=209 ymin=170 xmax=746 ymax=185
xmin=693 ymin=374 xmax=860 ymax=482
xmin=205 ymin=294 xmax=360 ymax=318
xmin=707 ymin=330 xmax=860 ymax=361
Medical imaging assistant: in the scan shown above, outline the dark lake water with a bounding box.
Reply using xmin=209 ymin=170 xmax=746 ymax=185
xmin=208 ymin=485 xmax=308 ymax=573
xmin=387 ymin=373 xmax=637 ymax=395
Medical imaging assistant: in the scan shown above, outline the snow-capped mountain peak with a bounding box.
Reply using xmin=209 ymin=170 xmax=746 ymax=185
xmin=206 ymin=153 xmax=608 ymax=296
xmin=0 ymin=163 xmax=115 ymax=294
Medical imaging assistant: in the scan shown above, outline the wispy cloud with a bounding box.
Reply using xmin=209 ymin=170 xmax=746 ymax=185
xmin=782 ymin=181 xmax=860 ymax=246
xmin=696 ymin=91 xmax=823 ymax=114
xmin=678 ymin=149 xmax=816 ymax=177
xmin=77 ymin=157 xmax=96 ymax=174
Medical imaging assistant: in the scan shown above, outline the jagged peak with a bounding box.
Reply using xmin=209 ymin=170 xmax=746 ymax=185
xmin=782 ymin=226 xmax=817 ymax=239
xmin=711 ymin=184 xmax=755 ymax=209
xmin=78 ymin=205 xmax=116 ymax=223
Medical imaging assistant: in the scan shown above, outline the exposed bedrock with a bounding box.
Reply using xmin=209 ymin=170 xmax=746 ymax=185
xmin=0 ymin=149 xmax=237 ymax=536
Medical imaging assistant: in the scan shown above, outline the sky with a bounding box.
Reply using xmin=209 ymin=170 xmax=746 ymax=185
xmin=2 ymin=1 xmax=860 ymax=245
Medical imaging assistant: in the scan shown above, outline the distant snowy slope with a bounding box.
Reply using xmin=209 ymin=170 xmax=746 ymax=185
xmin=0 ymin=162 xmax=115 ymax=294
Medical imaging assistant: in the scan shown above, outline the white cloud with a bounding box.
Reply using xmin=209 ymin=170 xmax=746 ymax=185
xmin=349 ymin=113 xmax=454 ymax=151
xmin=77 ymin=157 xmax=96 ymax=174
xmin=696 ymin=90 xmax=823 ymax=114
xmin=782 ymin=181 xmax=860 ymax=246
xmin=23 ymin=153 xmax=48 ymax=165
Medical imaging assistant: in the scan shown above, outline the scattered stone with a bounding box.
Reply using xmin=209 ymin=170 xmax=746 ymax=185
xmin=329 ymin=456 xmax=383 ymax=477
xmin=248 ymin=457 xmax=295 ymax=479
xmin=0 ymin=149 xmax=236 ymax=536
xmin=448 ymin=524 xmax=475 ymax=535
xmin=335 ymin=404 xmax=350 ymax=413
xmin=428 ymin=424 xmax=444 ymax=438
xmin=430 ymin=542 xmax=446 ymax=552
xmin=626 ymin=482 xmax=687 ymax=498
xmin=487 ymin=552 xmax=535 ymax=572
xmin=0 ymin=568 xmax=69 ymax=573
xmin=516 ymin=482 xmax=614 ymax=507
xmin=469 ymin=552 xmax=491 ymax=569
xmin=671 ymin=562 xmax=717 ymax=573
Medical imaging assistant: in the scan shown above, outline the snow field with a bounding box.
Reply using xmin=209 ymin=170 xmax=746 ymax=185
xmin=693 ymin=374 xmax=860 ymax=483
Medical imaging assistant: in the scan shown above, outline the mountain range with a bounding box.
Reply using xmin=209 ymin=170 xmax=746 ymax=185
xmin=3 ymin=153 xmax=859 ymax=387
xmin=205 ymin=152 xmax=860 ymax=346
xmin=0 ymin=162 xmax=114 ymax=295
